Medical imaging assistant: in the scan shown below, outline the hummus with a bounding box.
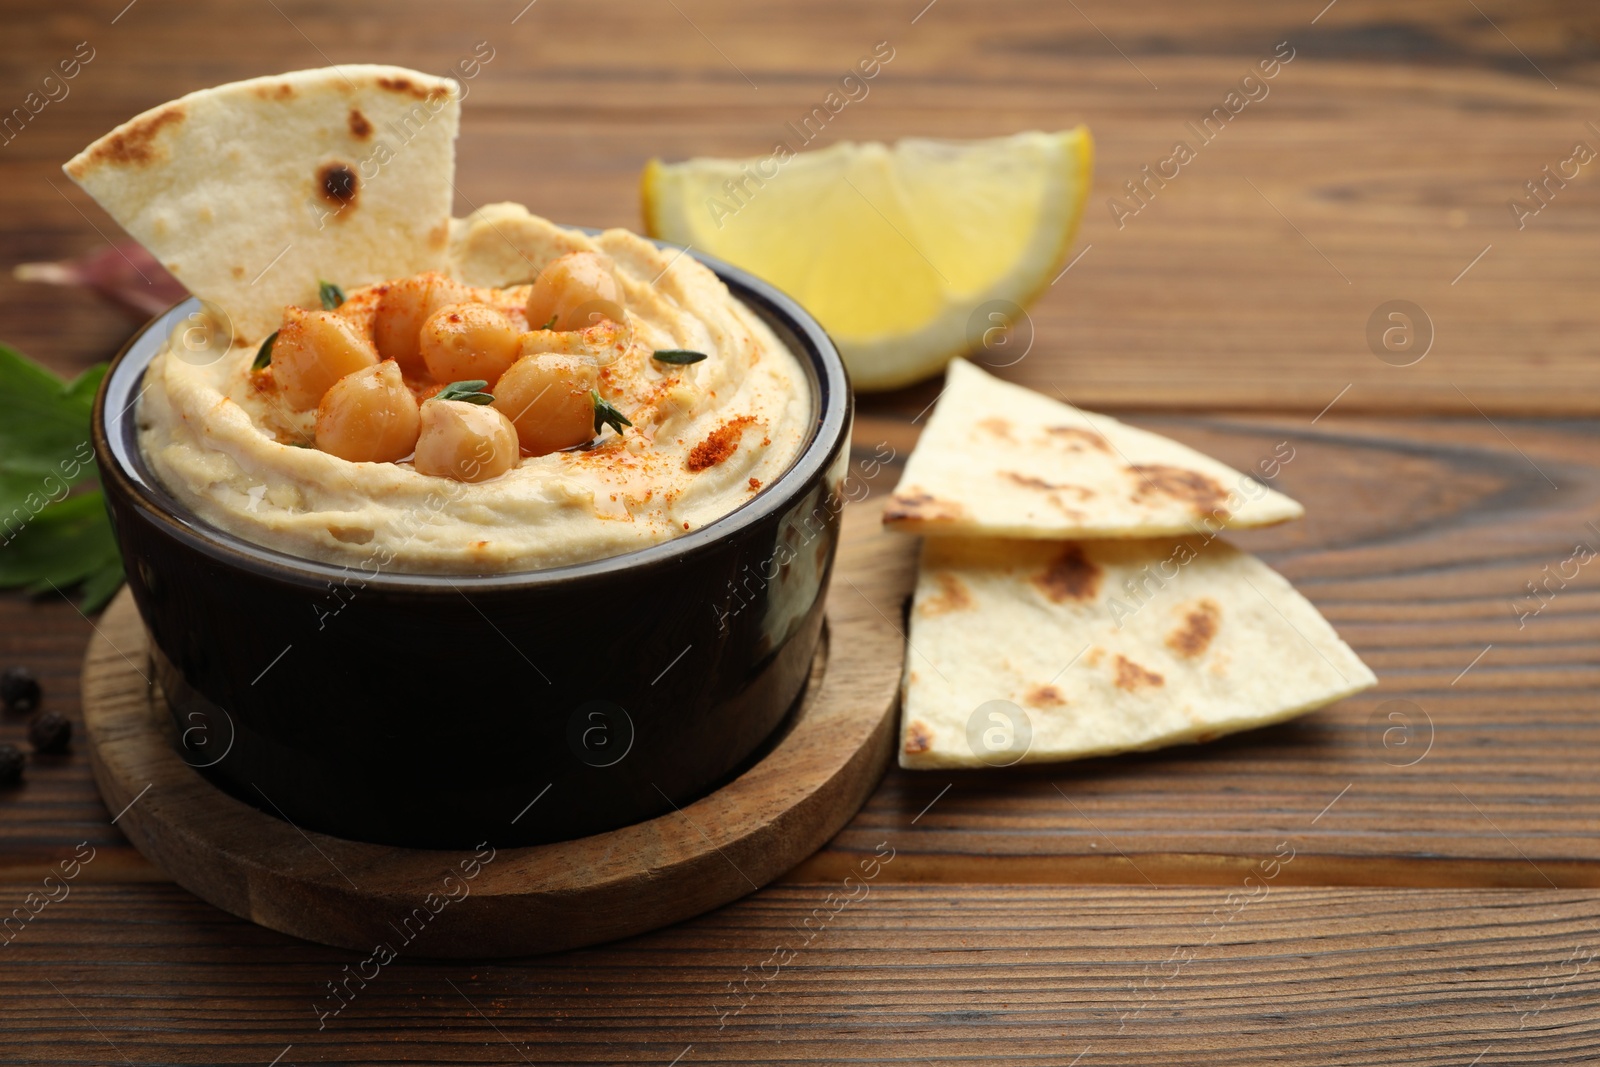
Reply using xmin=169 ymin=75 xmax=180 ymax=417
xmin=136 ymin=207 xmax=812 ymax=572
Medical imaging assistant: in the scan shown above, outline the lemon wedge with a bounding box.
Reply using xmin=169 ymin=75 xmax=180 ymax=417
xmin=642 ymin=129 xmax=1093 ymax=391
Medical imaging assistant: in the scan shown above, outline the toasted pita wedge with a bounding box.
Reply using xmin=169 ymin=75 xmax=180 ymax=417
xmin=899 ymin=535 xmax=1374 ymax=769
xmin=885 ymin=359 xmax=1303 ymax=538
xmin=64 ymin=65 xmax=460 ymax=344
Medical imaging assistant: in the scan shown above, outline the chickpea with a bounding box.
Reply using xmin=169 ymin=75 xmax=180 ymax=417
xmin=372 ymin=272 xmax=472 ymax=374
xmin=314 ymin=362 xmax=421 ymax=463
xmin=272 ymin=306 xmax=379 ymax=410
xmin=413 ymin=397 xmax=520 ymax=482
xmin=419 ymin=303 xmax=523 ymax=386
xmin=491 ymin=352 xmax=600 ymax=456
xmin=524 ymin=252 xmax=625 ymax=332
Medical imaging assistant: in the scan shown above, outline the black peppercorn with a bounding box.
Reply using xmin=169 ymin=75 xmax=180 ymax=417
xmin=0 ymin=744 xmax=22 ymax=787
xmin=28 ymin=711 xmax=72 ymax=754
xmin=1 ymin=667 xmax=41 ymax=714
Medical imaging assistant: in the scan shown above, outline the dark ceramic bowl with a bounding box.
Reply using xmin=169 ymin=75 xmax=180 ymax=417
xmin=93 ymin=251 xmax=851 ymax=849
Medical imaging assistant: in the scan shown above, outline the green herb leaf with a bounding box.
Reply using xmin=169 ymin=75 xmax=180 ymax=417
xmin=651 ymin=349 xmax=708 ymax=366
xmin=0 ymin=487 xmax=123 ymax=612
xmin=64 ymin=363 xmax=108 ymax=408
xmin=0 ymin=343 xmax=103 ymax=484
xmin=0 ymin=345 xmax=103 ymax=523
xmin=0 ymin=491 xmax=123 ymax=606
xmin=591 ymin=391 xmax=632 ymax=436
xmin=541 ymin=315 xmax=558 ymax=331
xmin=0 ymin=343 xmax=124 ymax=611
xmin=435 ymin=380 xmax=495 ymax=405
xmin=318 ymin=280 xmax=345 ymax=310
xmin=252 ymin=330 xmax=279 ymax=371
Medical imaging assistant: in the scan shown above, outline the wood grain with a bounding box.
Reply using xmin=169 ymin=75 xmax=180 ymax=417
xmin=1 ymin=2 xmax=1596 ymax=1059
xmin=1 ymin=882 xmax=1597 ymax=1064
xmin=5 ymin=413 xmax=1600 ymax=888
xmin=816 ymin=413 xmax=1600 ymax=885
xmin=73 ymin=503 xmax=912 ymax=956
xmin=0 ymin=0 xmax=1597 ymax=412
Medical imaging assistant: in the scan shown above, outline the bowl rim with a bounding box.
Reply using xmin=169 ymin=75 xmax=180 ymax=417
xmin=93 ymin=241 xmax=852 ymax=592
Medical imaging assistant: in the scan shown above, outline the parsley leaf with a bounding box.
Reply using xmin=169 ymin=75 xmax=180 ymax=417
xmin=0 ymin=344 xmax=103 ymax=482
xmin=651 ymin=350 xmax=708 ymax=365
xmin=591 ymin=391 xmax=632 ymax=436
xmin=0 ymin=491 xmax=122 ymax=610
xmin=0 ymin=343 xmax=123 ymax=611
xmin=252 ymin=330 xmax=278 ymax=371
xmin=318 ymin=280 xmax=345 ymax=309
xmin=434 ymin=380 xmax=495 ymax=405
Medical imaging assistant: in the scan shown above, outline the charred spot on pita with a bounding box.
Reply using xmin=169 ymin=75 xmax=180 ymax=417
xmin=1002 ymin=472 xmax=1093 ymax=500
xmin=904 ymin=720 xmax=934 ymax=755
xmin=885 ymin=491 xmax=969 ymax=524
xmin=1046 ymin=426 xmax=1110 ymax=452
xmin=978 ymin=416 xmax=1014 ymax=439
xmin=1003 ymin=472 xmax=1059 ymax=490
xmin=1024 ymin=685 xmax=1066 ymax=708
xmin=920 ymin=572 xmax=974 ymax=616
xmin=250 ymin=82 xmax=295 ymax=101
xmin=376 ymin=75 xmax=448 ymax=102
xmin=1166 ymin=598 xmax=1221 ymax=658
xmin=348 ymin=108 xmax=373 ymax=139
xmin=73 ymin=103 xmax=186 ymax=171
xmin=317 ymin=162 xmax=358 ymax=209
xmin=1031 ymin=545 xmax=1101 ymax=603
xmin=1113 ymin=654 xmax=1165 ymax=692
xmin=1128 ymin=463 xmax=1230 ymax=520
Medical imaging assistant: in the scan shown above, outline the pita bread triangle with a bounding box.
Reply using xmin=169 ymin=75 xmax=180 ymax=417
xmin=64 ymin=65 xmax=460 ymax=344
xmin=885 ymin=359 xmax=1303 ymax=538
xmin=899 ymin=534 xmax=1376 ymax=769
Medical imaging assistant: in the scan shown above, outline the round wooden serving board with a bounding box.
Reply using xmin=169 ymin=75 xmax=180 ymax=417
xmin=81 ymin=505 xmax=915 ymax=957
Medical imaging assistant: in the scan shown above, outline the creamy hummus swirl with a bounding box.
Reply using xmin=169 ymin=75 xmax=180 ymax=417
xmin=136 ymin=207 xmax=811 ymax=572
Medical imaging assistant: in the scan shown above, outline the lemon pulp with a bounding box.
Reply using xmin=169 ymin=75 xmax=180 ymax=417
xmin=643 ymin=129 xmax=1093 ymax=391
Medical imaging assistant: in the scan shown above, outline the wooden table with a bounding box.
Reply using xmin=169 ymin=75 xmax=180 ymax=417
xmin=3 ymin=1 xmax=1599 ymax=1062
